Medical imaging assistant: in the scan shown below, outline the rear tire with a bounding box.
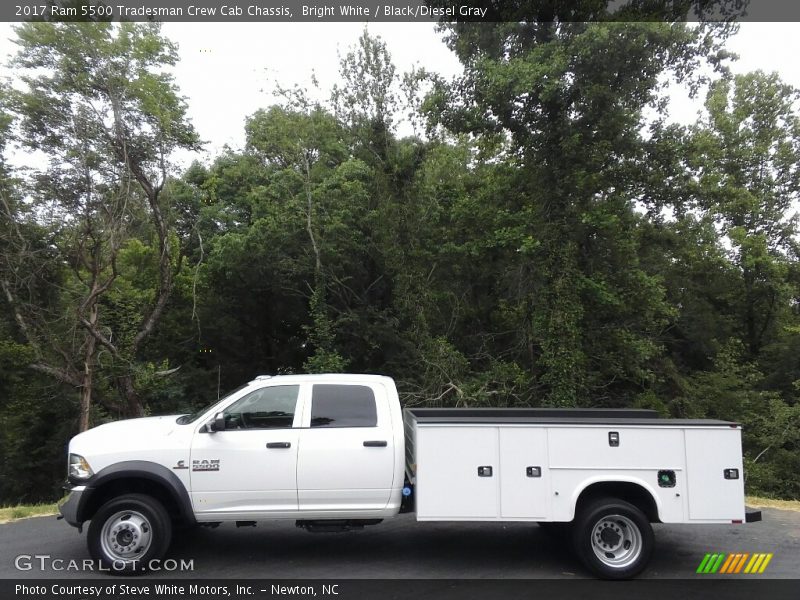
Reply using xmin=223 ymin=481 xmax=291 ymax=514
xmin=571 ymin=497 xmax=653 ymax=579
xmin=87 ymin=493 xmax=172 ymax=575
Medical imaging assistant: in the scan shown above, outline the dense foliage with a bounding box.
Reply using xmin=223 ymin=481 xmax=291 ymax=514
xmin=1 ymin=16 xmax=798 ymax=503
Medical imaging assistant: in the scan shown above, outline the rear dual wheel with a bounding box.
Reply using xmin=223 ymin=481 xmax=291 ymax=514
xmin=571 ymin=498 xmax=654 ymax=579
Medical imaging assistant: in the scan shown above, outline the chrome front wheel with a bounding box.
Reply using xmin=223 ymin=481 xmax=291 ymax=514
xmin=100 ymin=510 xmax=154 ymax=562
xmin=88 ymin=493 xmax=172 ymax=574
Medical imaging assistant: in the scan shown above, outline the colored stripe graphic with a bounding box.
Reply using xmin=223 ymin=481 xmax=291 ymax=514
xmin=751 ymin=554 xmax=767 ymax=573
xmin=710 ymin=553 xmax=726 ymax=573
xmin=702 ymin=553 xmax=720 ymax=573
xmin=720 ymin=554 xmax=736 ymax=573
xmin=696 ymin=552 xmax=772 ymax=574
xmin=758 ymin=554 xmax=773 ymax=573
xmin=696 ymin=554 xmax=712 ymax=574
xmin=744 ymin=554 xmax=759 ymax=573
xmin=734 ymin=553 xmax=749 ymax=573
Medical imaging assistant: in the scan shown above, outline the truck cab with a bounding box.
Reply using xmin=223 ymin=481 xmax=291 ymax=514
xmin=188 ymin=374 xmax=404 ymax=518
xmin=60 ymin=375 xmax=404 ymax=572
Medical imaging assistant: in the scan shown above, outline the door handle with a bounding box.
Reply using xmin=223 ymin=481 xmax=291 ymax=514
xmin=363 ymin=440 xmax=388 ymax=447
xmin=266 ymin=442 xmax=291 ymax=449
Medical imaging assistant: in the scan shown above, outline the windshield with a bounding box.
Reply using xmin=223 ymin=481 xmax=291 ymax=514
xmin=176 ymin=384 xmax=251 ymax=424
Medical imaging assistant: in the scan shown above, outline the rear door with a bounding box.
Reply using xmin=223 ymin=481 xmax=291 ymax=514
xmin=296 ymin=382 xmax=395 ymax=511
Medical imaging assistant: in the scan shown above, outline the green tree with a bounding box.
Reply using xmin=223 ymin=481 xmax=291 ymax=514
xmin=245 ymin=102 xmax=350 ymax=373
xmin=3 ymin=22 xmax=199 ymax=429
xmin=690 ymin=72 xmax=800 ymax=360
xmin=426 ymin=19 xmax=732 ymax=406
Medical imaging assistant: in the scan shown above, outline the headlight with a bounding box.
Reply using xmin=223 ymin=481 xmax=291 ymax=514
xmin=68 ymin=453 xmax=94 ymax=480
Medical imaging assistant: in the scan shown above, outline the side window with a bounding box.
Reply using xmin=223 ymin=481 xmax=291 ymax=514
xmin=223 ymin=385 xmax=299 ymax=430
xmin=310 ymin=385 xmax=377 ymax=428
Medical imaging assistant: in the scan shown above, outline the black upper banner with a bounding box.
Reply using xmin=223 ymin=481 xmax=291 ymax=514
xmin=3 ymin=0 xmax=800 ymax=23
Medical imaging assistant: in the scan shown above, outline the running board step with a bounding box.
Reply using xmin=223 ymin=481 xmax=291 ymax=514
xmin=296 ymin=519 xmax=382 ymax=533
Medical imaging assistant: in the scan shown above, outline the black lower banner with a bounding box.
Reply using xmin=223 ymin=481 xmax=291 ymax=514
xmin=3 ymin=579 xmax=800 ymax=600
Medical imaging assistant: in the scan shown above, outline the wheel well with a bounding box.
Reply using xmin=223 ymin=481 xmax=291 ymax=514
xmin=575 ymin=481 xmax=660 ymax=523
xmin=82 ymin=478 xmax=183 ymax=524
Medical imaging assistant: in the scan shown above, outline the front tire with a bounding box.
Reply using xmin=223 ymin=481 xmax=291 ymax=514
xmin=572 ymin=498 xmax=653 ymax=579
xmin=87 ymin=493 xmax=172 ymax=575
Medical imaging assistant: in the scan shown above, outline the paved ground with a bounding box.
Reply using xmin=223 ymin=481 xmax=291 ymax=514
xmin=0 ymin=509 xmax=797 ymax=579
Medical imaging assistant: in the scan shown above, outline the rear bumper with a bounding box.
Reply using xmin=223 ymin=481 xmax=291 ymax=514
xmin=745 ymin=507 xmax=762 ymax=523
xmin=58 ymin=485 xmax=88 ymax=528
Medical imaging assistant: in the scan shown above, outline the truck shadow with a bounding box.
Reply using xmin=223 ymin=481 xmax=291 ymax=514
xmin=167 ymin=516 xmax=580 ymax=578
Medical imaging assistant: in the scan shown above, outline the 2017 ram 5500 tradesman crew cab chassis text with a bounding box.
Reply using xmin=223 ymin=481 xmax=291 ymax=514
xmin=59 ymin=373 xmax=761 ymax=579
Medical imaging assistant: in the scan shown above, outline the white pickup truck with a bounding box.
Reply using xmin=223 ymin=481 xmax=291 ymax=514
xmin=59 ymin=373 xmax=760 ymax=579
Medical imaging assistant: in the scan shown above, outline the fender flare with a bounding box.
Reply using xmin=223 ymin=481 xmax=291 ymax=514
xmin=76 ymin=460 xmax=195 ymax=525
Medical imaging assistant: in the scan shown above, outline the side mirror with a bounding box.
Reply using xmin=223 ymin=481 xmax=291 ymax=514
xmin=208 ymin=411 xmax=226 ymax=433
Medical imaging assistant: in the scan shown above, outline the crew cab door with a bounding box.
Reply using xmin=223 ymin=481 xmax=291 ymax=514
xmin=296 ymin=382 xmax=395 ymax=512
xmin=190 ymin=384 xmax=303 ymax=516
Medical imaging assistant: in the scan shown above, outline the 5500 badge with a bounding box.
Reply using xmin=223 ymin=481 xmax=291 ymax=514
xmin=192 ymin=459 xmax=220 ymax=472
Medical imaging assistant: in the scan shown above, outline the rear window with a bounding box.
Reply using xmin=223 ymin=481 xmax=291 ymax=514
xmin=310 ymin=384 xmax=377 ymax=428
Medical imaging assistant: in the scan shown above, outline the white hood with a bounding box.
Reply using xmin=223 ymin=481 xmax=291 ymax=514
xmin=70 ymin=415 xmax=185 ymax=456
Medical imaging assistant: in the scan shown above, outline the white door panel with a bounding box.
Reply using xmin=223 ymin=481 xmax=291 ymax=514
xmin=499 ymin=428 xmax=549 ymax=518
xmin=190 ymin=384 xmax=303 ymax=515
xmin=297 ymin=383 xmax=395 ymax=511
xmin=190 ymin=430 xmax=299 ymax=514
xmin=548 ymin=427 xmax=685 ymax=469
xmin=297 ymin=428 xmax=394 ymax=510
xmin=685 ymin=428 xmax=745 ymax=520
xmin=415 ymin=426 xmax=499 ymax=519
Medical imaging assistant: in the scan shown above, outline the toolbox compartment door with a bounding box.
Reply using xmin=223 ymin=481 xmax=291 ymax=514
xmin=415 ymin=426 xmax=499 ymax=519
xmin=685 ymin=428 xmax=745 ymax=521
xmin=499 ymin=427 xmax=549 ymax=519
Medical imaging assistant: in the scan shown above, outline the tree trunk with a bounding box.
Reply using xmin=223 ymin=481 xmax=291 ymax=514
xmin=78 ymin=372 xmax=92 ymax=433
xmin=78 ymin=302 xmax=99 ymax=432
xmin=116 ymin=373 xmax=145 ymax=419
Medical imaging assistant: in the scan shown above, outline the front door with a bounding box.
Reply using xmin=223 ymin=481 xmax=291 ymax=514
xmin=190 ymin=384 xmax=302 ymax=517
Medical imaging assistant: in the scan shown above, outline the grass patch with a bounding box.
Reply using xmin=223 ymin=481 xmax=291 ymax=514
xmin=746 ymin=495 xmax=800 ymax=512
xmin=0 ymin=502 xmax=59 ymax=524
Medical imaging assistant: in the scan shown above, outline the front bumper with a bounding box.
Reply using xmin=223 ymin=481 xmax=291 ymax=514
xmin=58 ymin=486 xmax=88 ymax=528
